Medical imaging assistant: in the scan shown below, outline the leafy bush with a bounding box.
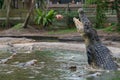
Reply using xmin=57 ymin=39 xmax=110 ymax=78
xmin=35 ymin=9 xmax=56 ymax=29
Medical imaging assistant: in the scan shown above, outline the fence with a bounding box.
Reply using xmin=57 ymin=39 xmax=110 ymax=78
xmin=0 ymin=4 xmax=117 ymax=25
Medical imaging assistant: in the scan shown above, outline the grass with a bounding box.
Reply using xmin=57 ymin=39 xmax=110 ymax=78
xmin=96 ymin=22 xmax=120 ymax=32
xmin=48 ymin=28 xmax=77 ymax=35
xmin=12 ymin=23 xmax=23 ymax=30
xmin=100 ymin=26 xmax=115 ymax=32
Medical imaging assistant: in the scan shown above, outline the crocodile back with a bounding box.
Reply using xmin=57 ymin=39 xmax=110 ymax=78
xmin=87 ymin=43 xmax=118 ymax=70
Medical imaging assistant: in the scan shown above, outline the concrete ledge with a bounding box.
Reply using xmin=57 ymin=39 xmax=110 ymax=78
xmin=0 ymin=42 xmax=119 ymax=56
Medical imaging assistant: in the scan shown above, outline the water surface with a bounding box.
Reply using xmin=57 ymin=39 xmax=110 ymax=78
xmin=0 ymin=49 xmax=119 ymax=80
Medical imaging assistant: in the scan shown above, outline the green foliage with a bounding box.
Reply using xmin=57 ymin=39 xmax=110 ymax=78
xmin=86 ymin=0 xmax=108 ymax=28
xmin=12 ymin=23 xmax=23 ymax=30
xmin=86 ymin=0 xmax=120 ymax=31
xmin=111 ymin=0 xmax=120 ymax=10
xmin=111 ymin=0 xmax=120 ymax=31
xmin=0 ymin=0 xmax=3 ymax=9
xmin=95 ymin=1 xmax=107 ymax=28
xmin=35 ymin=9 xmax=56 ymax=29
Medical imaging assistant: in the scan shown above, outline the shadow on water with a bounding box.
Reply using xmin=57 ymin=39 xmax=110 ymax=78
xmin=0 ymin=49 xmax=120 ymax=80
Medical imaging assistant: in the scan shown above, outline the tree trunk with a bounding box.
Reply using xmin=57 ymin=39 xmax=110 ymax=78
xmin=6 ymin=0 xmax=11 ymax=27
xmin=22 ymin=0 xmax=35 ymax=28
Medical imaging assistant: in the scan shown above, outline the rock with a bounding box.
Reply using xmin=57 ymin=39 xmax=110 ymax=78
xmin=6 ymin=71 xmax=14 ymax=74
xmin=17 ymin=59 xmax=38 ymax=67
xmin=24 ymin=59 xmax=38 ymax=66
xmin=69 ymin=65 xmax=77 ymax=71
xmin=86 ymin=72 xmax=102 ymax=78
xmin=0 ymin=53 xmax=17 ymax=64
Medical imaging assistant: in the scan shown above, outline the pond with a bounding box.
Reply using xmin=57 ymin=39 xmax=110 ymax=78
xmin=0 ymin=49 xmax=120 ymax=80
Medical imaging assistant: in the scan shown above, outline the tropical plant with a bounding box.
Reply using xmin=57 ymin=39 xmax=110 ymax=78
xmin=35 ymin=9 xmax=56 ymax=29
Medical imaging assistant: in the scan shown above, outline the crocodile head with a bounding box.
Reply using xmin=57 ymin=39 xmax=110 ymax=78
xmin=73 ymin=17 xmax=92 ymax=45
xmin=73 ymin=17 xmax=84 ymax=36
xmin=73 ymin=17 xmax=100 ymax=45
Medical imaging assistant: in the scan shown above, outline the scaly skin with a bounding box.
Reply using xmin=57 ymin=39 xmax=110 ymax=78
xmin=73 ymin=9 xmax=118 ymax=70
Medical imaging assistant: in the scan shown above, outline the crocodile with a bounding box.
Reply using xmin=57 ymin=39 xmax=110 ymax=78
xmin=73 ymin=9 xmax=118 ymax=70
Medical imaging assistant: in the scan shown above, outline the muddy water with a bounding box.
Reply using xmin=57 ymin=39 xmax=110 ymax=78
xmin=0 ymin=49 xmax=120 ymax=80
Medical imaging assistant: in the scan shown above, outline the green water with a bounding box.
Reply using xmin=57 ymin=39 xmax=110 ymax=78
xmin=0 ymin=49 xmax=119 ymax=80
